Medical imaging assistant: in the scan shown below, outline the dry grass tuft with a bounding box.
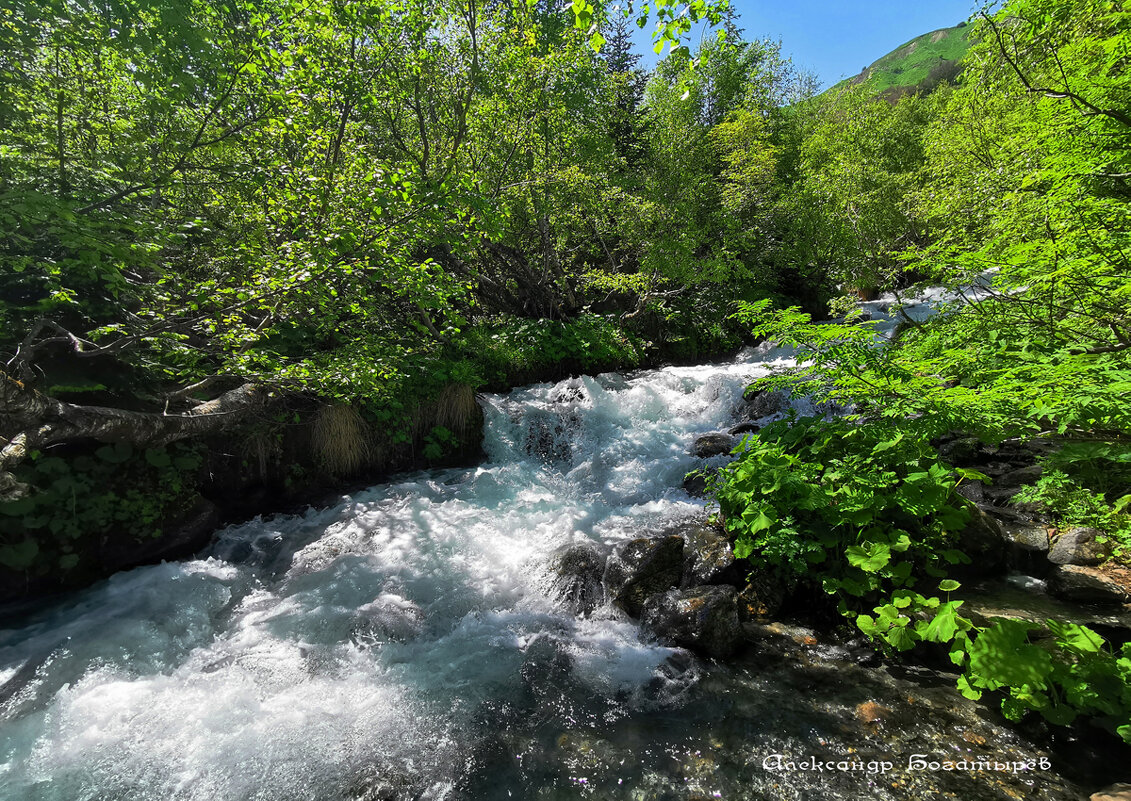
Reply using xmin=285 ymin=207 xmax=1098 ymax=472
xmin=413 ymin=383 xmax=479 ymax=438
xmin=312 ymin=403 xmax=372 ymax=476
xmin=433 ymin=383 xmax=478 ymax=433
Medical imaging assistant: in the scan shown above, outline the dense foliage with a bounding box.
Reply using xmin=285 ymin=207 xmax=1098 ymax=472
xmin=714 ymin=0 xmax=1131 ymax=744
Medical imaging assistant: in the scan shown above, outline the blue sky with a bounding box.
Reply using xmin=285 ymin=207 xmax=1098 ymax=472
xmin=631 ymin=0 xmax=980 ymax=89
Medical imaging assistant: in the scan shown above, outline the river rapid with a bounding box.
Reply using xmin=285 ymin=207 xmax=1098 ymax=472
xmin=0 ymin=287 xmax=1087 ymax=800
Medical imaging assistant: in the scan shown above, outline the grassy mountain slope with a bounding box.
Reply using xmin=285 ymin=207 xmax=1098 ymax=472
xmin=829 ymin=23 xmax=973 ymax=98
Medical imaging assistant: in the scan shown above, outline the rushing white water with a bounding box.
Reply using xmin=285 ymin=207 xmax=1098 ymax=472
xmin=0 ymin=342 xmax=798 ymax=800
xmin=0 ymin=281 xmax=1082 ymax=800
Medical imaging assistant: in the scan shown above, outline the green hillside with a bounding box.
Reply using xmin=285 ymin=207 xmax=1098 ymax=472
xmin=830 ymin=23 xmax=973 ymax=97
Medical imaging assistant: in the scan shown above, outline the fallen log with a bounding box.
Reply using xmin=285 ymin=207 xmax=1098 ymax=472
xmin=1 ymin=372 xmax=269 ymax=501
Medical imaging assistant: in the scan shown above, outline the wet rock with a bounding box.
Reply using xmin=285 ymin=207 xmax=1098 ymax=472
xmin=692 ymin=433 xmax=736 ymax=458
xmin=937 ymin=436 xmax=982 ymax=465
xmin=603 ymin=535 xmax=684 ymax=617
xmin=961 ymin=579 xmax=1131 ymax=639
xmin=520 ymin=635 xmax=574 ymax=697
xmin=353 ymin=594 xmax=425 ymax=643
xmin=981 ymin=503 xmax=1039 ymax=525
xmin=855 ymin=700 xmax=892 ymax=724
xmin=1048 ymin=565 xmax=1131 ymax=605
xmin=1003 ymin=523 xmax=1051 ymax=554
xmin=682 ymin=524 xmax=740 ymax=587
xmin=980 ymin=460 xmax=1015 ymax=478
xmin=549 ymin=382 xmax=586 ymax=404
xmin=681 ymin=468 xmax=717 ymax=498
xmin=1092 ymin=783 xmax=1131 ymax=801
xmin=728 ymin=421 xmax=761 ymax=437
xmin=595 ymin=372 xmax=629 ymax=392
xmin=736 ymin=571 xmax=786 ymax=621
xmin=548 ymin=542 xmax=609 ymax=615
xmin=844 ymin=637 xmax=882 ymax=667
xmin=346 ymin=765 xmax=423 ymax=801
xmin=743 ymin=388 xmax=790 ymax=419
xmin=640 ymin=585 xmax=741 ymax=658
xmin=452 ymin=735 xmax=523 ymax=800
xmin=996 ymin=464 xmax=1043 ymax=488
xmin=524 ymin=412 xmax=576 ymax=464
xmin=1048 ymin=527 xmax=1111 ymax=567
xmin=951 ymin=504 xmax=1008 ymax=576
xmin=1002 ymin=522 xmax=1053 ymax=575
xmin=956 ymin=479 xmax=986 ymax=504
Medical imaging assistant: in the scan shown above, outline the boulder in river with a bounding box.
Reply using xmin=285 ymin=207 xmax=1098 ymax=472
xmin=681 ymin=468 xmax=717 ymax=498
xmin=728 ymin=421 xmax=760 ymax=437
xmin=603 ymin=535 xmax=684 ymax=617
xmin=640 ymin=585 xmax=741 ymax=658
xmin=956 ymin=479 xmax=986 ymax=504
xmin=1048 ymin=527 xmax=1111 ymax=567
xmin=681 ymin=524 xmax=741 ymax=587
xmin=548 ymin=542 xmax=609 ymax=616
xmin=743 ymin=388 xmax=790 ymax=419
xmin=1048 ymin=565 xmax=1131 ymax=605
xmin=1002 ymin=523 xmax=1051 ymax=554
xmin=692 ymin=433 xmax=736 ymax=458
xmin=524 ymin=412 xmax=575 ymax=464
xmin=995 ymin=464 xmax=1044 ymax=488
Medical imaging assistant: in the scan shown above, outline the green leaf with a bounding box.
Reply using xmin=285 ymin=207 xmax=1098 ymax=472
xmin=0 ymin=539 xmax=39 ymax=570
xmin=919 ymin=600 xmax=965 ymax=643
xmin=884 ymin=625 xmax=916 ymax=651
xmin=955 ymin=467 xmax=992 ymax=483
xmin=1047 ymin=620 xmax=1104 ymax=654
xmin=846 ymin=542 xmax=891 ymax=573
xmin=968 ymin=620 xmax=1053 ymax=689
xmin=957 ymin=674 xmax=982 ymax=700
xmin=96 ymin=442 xmax=133 ymax=464
xmin=145 ymin=449 xmax=172 ymax=468
xmin=872 ymin=432 xmax=904 ymax=453
xmin=938 ymin=579 xmax=961 ymax=592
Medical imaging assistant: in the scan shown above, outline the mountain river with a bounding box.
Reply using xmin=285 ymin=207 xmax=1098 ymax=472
xmin=0 ymin=288 xmax=1091 ymax=800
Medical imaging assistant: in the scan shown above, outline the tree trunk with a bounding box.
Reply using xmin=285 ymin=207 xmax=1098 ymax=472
xmin=1 ymin=372 xmax=269 ymax=501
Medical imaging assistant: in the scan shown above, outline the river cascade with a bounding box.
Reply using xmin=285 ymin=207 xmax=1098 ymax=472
xmin=0 ymin=284 xmax=1086 ymax=799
